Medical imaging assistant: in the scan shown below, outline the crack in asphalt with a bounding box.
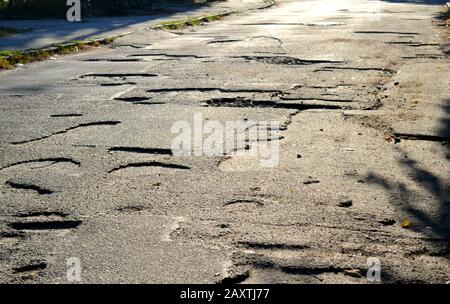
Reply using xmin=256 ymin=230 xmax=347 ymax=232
xmin=128 ymin=53 xmax=208 ymax=59
xmin=13 ymin=262 xmax=47 ymax=274
xmin=354 ymin=31 xmax=419 ymax=35
xmin=10 ymin=121 xmax=121 ymax=145
xmin=219 ymin=271 xmax=250 ymax=284
xmin=108 ymin=161 xmax=190 ymax=173
xmin=100 ymin=82 xmax=137 ymax=86
xmin=79 ymin=73 xmax=158 ymax=79
xmin=238 ymin=55 xmax=343 ymax=65
xmin=279 ymin=96 xmax=355 ymax=102
xmin=16 ymin=211 xmax=69 ymax=218
xmin=9 ymin=220 xmax=82 ymax=231
xmin=314 ymin=66 xmax=397 ymax=74
xmin=0 ymin=157 xmax=81 ymax=171
xmin=238 ymin=241 xmax=310 ymax=250
xmin=50 ymin=113 xmax=83 ymax=117
xmin=108 ymin=146 xmax=173 ymax=155
xmin=393 ymin=132 xmax=450 ymax=142
xmin=223 ymin=199 xmax=264 ymax=207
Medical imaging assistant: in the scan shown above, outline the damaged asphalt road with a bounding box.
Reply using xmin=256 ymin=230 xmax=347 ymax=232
xmin=0 ymin=0 xmax=449 ymax=283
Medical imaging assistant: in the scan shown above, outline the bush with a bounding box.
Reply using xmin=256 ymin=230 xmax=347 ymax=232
xmin=1 ymin=0 xmax=69 ymax=19
xmin=86 ymin=0 xmax=155 ymax=16
xmin=0 ymin=0 xmax=203 ymax=19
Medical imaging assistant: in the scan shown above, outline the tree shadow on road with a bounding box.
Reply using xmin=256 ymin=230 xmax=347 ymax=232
xmin=364 ymin=101 xmax=449 ymax=241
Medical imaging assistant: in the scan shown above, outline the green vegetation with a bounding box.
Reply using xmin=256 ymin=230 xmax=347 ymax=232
xmin=0 ymin=38 xmax=112 ymax=70
xmin=0 ymin=0 xmax=223 ymax=20
xmin=0 ymin=0 xmax=68 ymax=19
xmin=0 ymin=1 xmax=232 ymax=69
xmin=153 ymin=13 xmax=227 ymax=30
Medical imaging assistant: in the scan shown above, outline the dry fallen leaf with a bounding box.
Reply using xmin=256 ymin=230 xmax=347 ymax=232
xmin=401 ymin=219 xmax=412 ymax=228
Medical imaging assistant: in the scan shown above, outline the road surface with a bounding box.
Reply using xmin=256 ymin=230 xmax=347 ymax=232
xmin=0 ymin=0 xmax=449 ymax=283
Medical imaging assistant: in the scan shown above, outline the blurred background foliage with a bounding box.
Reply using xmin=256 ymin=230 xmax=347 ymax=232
xmin=0 ymin=0 xmax=218 ymax=19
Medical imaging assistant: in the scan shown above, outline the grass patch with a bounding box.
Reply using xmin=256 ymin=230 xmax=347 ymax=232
xmin=442 ymin=4 xmax=450 ymax=26
xmin=0 ymin=38 xmax=115 ymax=70
xmin=0 ymin=57 xmax=13 ymax=69
xmin=153 ymin=13 xmax=227 ymax=31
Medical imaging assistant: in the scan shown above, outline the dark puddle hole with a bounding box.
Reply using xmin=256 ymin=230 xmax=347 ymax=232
xmin=239 ymin=55 xmax=342 ymax=65
xmin=83 ymin=58 xmax=142 ymax=62
xmin=393 ymin=132 xmax=450 ymax=143
xmin=13 ymin=262 xmax=47 ymax=274
xmin=108 ymin=161 xmax=190 ymax=173
xmin=205 ymin=97 xmax=343 ymax=110
xmin=79 ymin=73 xmax=157 ymax=79
xmin=128 ymin=53 xmax=206 ymax=59
xmin=16 ymin=211 xmax=69 ymax=218
xmin=9 ymin=220 xmax=82 ymax=231
xmin=280 ymin=96 xmax=354 ymax=103
xmin=6 ymin=181 xmax=53 ymax=195
xmin=0 ymin=157 xmax=81 ymax=171
xmin=50 ymin=113 xmax=83 ymax=117
xmin=114 ymin=44 xmax=151 ymax=49
xmin=252 ymin=260 xmax=365 ymax=278
xmin=0 ymin=231 xmax=25 ymax=239
xmin=114 ymin=97 xmax=150 ymax=102
xmin=315 ymin=66 xmax=396 ymax=74
xmin=100 ymin=82 xmax=137 ymax=87
xmin=146 ymin=87 xmax=283 ymax=94
xmin=303 ymin=179 xmax=320 ymax=185
xmin=207 ymin=39 xmax=241 ymax=44
xmin=354 ymin=31 xmax=419 ymax=35
xmin=378 ymin=218 xmax=396 ymax=226
xmin=402 ymin=54 xmax=444 ymax=59
xmin=108 ymin=146 xmax=173 ymax=155
xmin=113 ymin=97 xmax=165 ymax=105
xmin=239 ymin=241 xmax=309 ymax=250
xmin=386 ymin=42 xmax=439 ymax=47
xmin=280 ymin=265 xmax=364 ymax=277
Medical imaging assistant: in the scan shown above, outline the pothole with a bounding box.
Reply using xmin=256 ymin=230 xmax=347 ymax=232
xmin=108 ymin=146 xmax=173 ymax=155
xmin=10 ymin=121 xmax=121 ymax=145
xmin=239 ymin=56 xmax=342 ymax=65
xmin=223 ymin=199 xmax=264 ymax=207
xmin=13 ymin=261 xmax=47 ymax=274
xmin=9 ymin=220 xmax=82 ymax=231
xmin=50 ymin=113 xmax=83 ymax=117
xmin=108 ymin=161 xmax=190 ymax=173
xmin=204 ymin=97 xmax=344 ymax=110
xmin=0 ymin=157 xmax=81 ymax=172
xmin=79 ymin=73 xmax=158 ymax=79
xmin=5 ymin=180 xmax=53 ymax=195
